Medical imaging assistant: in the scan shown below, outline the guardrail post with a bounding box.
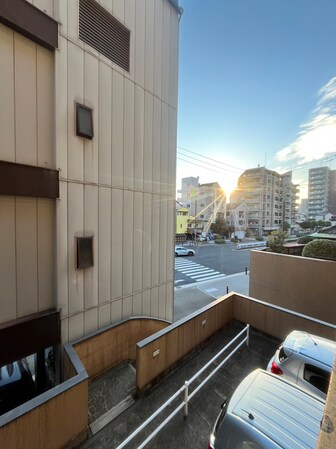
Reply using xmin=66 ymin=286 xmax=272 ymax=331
xmin=246 ymin=324 xmax=250 ymax=348
xmin=184 ymin=381 xmax=189 ymax=418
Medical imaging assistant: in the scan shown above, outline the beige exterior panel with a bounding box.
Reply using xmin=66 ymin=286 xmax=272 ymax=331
xmin=54 ymin=0 xmax=180 ymax=341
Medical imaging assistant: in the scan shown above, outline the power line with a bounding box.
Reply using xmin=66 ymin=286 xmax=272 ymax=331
xmin=177 ymin=144 xmax=336 ymax=186
xmin=177 ymin=145 xmax=243 ymax=172
xmin=177 ymin=151 xmax=242 ymax=175
xmin=177 ymin=156 xmax=237 ymax=177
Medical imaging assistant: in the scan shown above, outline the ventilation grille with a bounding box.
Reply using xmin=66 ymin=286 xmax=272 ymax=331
xmin=79 ymin=0 xmax=130 ymax=71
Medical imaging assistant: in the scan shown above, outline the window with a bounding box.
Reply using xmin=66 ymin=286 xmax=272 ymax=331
xmin=76 ymin=103 xmax=94 ymax=139
xmin=303 ymin=364 xmax=330 ymax=394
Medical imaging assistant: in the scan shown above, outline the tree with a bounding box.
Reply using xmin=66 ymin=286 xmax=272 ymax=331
xmin=282 ymin=221 xmax=290 ymax=231
xmin=299 ymin=220 xmax=331 ymax=230
xmin=267 ymin=230 xmax=287 ymax=253
xmin=299 ymin=221 xmax=316 ymax=230
xmin=210 ymin=217 xmax=230 ymax=238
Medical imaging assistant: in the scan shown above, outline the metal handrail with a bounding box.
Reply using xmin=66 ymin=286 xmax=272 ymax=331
xmin=116 ymin=324 xmax=250 ymax=449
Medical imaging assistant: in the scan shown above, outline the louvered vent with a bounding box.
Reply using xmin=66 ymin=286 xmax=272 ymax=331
xmin=79 ymin=0 xmax=130 ymax=71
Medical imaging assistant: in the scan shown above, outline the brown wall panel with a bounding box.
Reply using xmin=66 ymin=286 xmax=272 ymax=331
xmin=0 ymin=161 xmax=59 ymax=199
xmin=0 ymin=0 xmax=58 ymax=51
xmin=74 ymin=318 xmax=168 ymax=379
xmin=0 ymin=380 xmax=88 ymax=449
xmin=249 ymin=251 xmax=336 ymax=324
xmin=233 ymin=294 xmax=336 ymax=341
xmin=136 ymin=297 xmax=234 ymax=391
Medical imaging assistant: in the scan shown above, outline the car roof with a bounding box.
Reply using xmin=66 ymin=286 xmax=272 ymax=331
xmin=229 ymin=369 xmax=324 ymax=449
xmin=283 ymin=330 xmax=336 ymax=368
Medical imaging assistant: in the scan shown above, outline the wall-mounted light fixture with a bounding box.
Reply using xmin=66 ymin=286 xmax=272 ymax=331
xmin=76 ymin=103 xmax=94 ymax=139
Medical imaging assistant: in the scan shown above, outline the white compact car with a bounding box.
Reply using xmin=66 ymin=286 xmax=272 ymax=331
xmin=174 ymin=246 xmax=195 ymax=257
xmin=267 ymin=330 xmax=336 ymax=399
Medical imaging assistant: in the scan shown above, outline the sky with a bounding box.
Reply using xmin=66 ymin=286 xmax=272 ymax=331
xmin=176 ymin=0 xmax=336 ymax=199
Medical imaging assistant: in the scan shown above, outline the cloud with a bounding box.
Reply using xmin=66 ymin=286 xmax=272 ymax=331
xmin=276 ymin=77 xmax=336 ymax=164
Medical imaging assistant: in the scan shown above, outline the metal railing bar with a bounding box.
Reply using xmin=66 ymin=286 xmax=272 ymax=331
xmin=189 ymin=337 xmax=247 ymax=401
xmin=115 ymin=385 xmax=186 ymax=449
xmin=187 ymin=325 xmax=249 ymax=385
xmin=137 ymin=402 xmax=185 ymax=449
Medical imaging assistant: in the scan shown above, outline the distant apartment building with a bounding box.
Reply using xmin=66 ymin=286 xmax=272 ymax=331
xmin=225 ymin=203 xmax=249 ymax=235
xmin=308 ymin=167 xmax=336 ymax=219
xmin=191 ymin=182 xmax=226 ymax=233
xmin=178 ymin=177 xmax=226 ymax=233
xmin=299 ymin=198 xmax=309 ymax=221
xmin=178 ymin=176 xmax=199 ymax=215
xmin=0 ymin=0 xmax=181 ymax=391
xmin=231 ymin=167 xmax=299 ymax=236
xmin=281 ymin=171 xmax=300 ymax=226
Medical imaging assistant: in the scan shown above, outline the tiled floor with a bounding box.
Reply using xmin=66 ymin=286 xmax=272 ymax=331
xmin=88 ymin=362 xmax=136 ymax=424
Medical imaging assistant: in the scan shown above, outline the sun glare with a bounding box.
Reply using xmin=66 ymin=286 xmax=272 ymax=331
xmin=221 ymin=176 xmax=238 ymax=200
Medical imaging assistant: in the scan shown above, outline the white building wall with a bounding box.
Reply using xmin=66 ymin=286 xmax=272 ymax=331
xmin=54 ymin=0 xmax=180 ymax=342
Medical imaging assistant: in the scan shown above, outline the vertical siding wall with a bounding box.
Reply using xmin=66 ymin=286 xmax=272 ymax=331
xmin=0 ymin=24 xmax=55 ymax=323
xmin=56 ymin=0 xmax=179 ymax=342
xmin=249 ymin=251 xmax=336 ymax=324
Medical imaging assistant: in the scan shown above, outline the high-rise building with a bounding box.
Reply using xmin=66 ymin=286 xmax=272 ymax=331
xmin=231 ymin=167 xmax=299 ymax=236
xmin=308 ymin=167 xmax=336 ymax=219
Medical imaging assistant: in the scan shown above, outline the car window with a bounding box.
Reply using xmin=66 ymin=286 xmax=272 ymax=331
xmin=303 ymin=364 xmax=330 ymax=394
xmin=279 ymin=345 xmax=290 ymax=362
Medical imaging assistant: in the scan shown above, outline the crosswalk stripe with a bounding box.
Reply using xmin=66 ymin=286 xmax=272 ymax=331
xmin=190 ymin=271 xmax=220 ymax=279
xmin=175 ymin=262 xmax=197 ymax=267
xmin=178 ymin=267 xmax=211 ymax=274
xmin=195 ymin=273 xmax=226 ymax=281
xmin=175 ymin=259 xmax=226 ymax=283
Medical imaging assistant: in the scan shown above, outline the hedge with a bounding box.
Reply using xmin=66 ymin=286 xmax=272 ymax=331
xmin=214 ymin=238 xmax=226 ymax=244
xmin=302 ymin=239 xmax=336 ymax=260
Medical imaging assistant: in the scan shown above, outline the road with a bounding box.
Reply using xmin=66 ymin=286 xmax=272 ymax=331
xmin=174 ymin=242 xmax=251 ymax=286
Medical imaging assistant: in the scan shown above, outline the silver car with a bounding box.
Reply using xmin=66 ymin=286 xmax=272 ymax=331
xmin=208 ymin=369 xmax=325 ymax=449
xmin=267 ymin=330 xmax=336 ymax=399
xmin=174 ymin=246 xmax=195 ymax=257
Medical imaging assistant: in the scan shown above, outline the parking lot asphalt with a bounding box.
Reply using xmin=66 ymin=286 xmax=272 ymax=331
xmin=80 ymin=321 xmax=279 ymax=449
